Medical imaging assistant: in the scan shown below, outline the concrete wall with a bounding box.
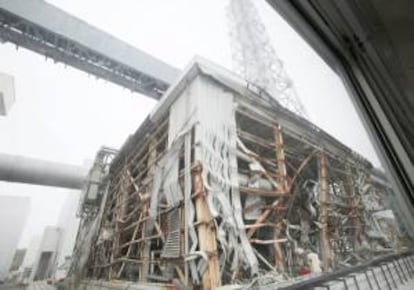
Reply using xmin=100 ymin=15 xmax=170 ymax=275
xmin=0 ymin=195 xmax=30 ymax=281
xmin=55 ymin=190 xmax=81 ymax=268
xmin=20 ymin=235 xmax=41 ymax=281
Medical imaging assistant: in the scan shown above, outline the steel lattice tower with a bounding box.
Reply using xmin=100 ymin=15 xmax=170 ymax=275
xmin=227 ymin=0 xmax=308 ymax=118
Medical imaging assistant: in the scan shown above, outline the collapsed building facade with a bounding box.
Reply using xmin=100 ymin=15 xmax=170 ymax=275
xmin=71 ymin=59 xmax=408 ymax=289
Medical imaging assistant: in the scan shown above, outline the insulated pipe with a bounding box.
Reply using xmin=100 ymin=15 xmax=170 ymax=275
xmin=0 ymin=153 xmax=87 ymax=189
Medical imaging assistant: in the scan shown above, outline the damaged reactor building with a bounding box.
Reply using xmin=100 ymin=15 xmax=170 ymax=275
xmin=69 ymin=58 xmax=411 ymax=290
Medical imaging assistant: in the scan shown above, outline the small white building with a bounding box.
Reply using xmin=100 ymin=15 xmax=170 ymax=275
xmin=0 ymin=72 xmax=15 ymax=116
xmin=16 ymin=191 xmax=81 ymax=282
xmin=0 ymin=196 xmax=30 ymax=281
xmin=55 ymin=190 xmax=81 ymax=276
xmin=30 ymin=226 xmax=61 ymax=281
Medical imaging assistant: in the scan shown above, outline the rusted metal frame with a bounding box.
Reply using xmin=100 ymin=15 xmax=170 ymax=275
xmin=106 ymin=156 xmax=168 ymax=236
xmin=127 ymin=122 xmax=168 ymax=167
xmin=344 ymin=165 xmax=362 ymax=250
xmin=109 ymin=170 xmax=126 ymax=279
xmin=116 ymin=202 xmax=141 ymax=225
xmin=274 ymin=124 xmax=290 ymax=193
xmin=109 ymin=129 xmax=167 ymax=189
xmin=119 ymin=234 xmax=163 ymax=249
xmin=109 ymin=187 xmax=140 ymax=214
xmin=272 ymin=224 xmax=286 ymax=272
xmin=114 ymin=168 xmax=131 ymax=275
xmin=238 ymin=110 xmax=309 ymax=187
xmin=82 ymin=281 xmax=177 ymax=290
xmin=284 ymin=153 xmax=318 ymax=219
xmin=94 ymin=258 xmax=163 ymax=267
xmin=108 ymin=145 xmax=164 ymax=200
xmin=126 ymin=118 xmax=168 ymax=164
xmin=139 ymin=198 xmax=150 ymax=280
xmin=240 ymin=129 xmax=306 ymax=161
xmin=108 ymin=176 xmax=133 ymax=206
xmin=118 ymin=205 xmax=180 ymax=234
xmin=237 ymin=104 xmax=361 ymax=169
xmin=128 ymin=150 xmax=175 ymax=189
xmin=191 ymin=162 xmax=220 ymax=290
xmin=284 ymin=158 xmax=300 ymax=175
xmin=118 ymin=212 xmax=152 ymax=233
xmin=237 ymin=105 xmax=319 ymax=155
xmin=126 ymin=168 xmax=140 ymax=192
xmin=238 ymin=129 xmax=275 ymax=149
xmin=239 ymin=154 xmax=282 ymax=195
xmin=129 ymin=135 xmax=167 ymax=175
xmin=253 ymin=248 xmax=278 ymax=272
xmin=94 ymin=232 xmax=112 ymax=276
xmin=108 ymin=190 xmax=140 ymax=213
xmin=105 ymin=190 xmax=140 ymax=223
xmin=240 ymin=147 xmax=282 ymax=191
xmin=268 ymin=123 xmax=289 ymax=271
xmin=245 ymin=198 xmax=287 ymax=272
xmin=287 ymin=150 xmax=318 ymax=192
xmin=175 ymin=265 xmax=186 ymax=285
xmin=141 ymin=137 xmax=158 ymax=281
xmin=245 ymin=160 xmax=278 ymax=179
xmin=236 ymin=106 xmax=275 ymax=131
xmin=117 ymin=172 xmax=134 ymax=225
xmin=111 ymin=193 xmax=143 ymax=223
xmin=246 ymin=198 xmax=283 ymax=239
xmin=239 ymin=186 xmax=286 ymax=196
xmin=92 ymin=258 xmax=166 ymax=271
xmin=254 ymin=158 xmax=278 ymax=172
xmin=117 ymin=211 xmax=144 ymax=278
xmin=108 ymin=180 xmax=123 ymax=206
xmin=250 ymin=238 xmax=289 ymax=244
xmin=237 ymin=125 xmax=283 ymax=190
xmin=319 ymin=152 xmax=332 ymax=271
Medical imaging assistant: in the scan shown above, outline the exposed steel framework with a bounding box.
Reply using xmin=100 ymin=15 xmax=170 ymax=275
xmin=72 ymin=61 xmax=408 ymax=289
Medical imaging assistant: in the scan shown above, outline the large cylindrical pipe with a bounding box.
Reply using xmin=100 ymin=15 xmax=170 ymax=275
xmin=0 ymin=153 xmax=87 ymax=189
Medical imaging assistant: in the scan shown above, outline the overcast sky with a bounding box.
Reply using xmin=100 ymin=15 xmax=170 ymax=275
xmin=0 ymin=0 xmax=380 ymax=247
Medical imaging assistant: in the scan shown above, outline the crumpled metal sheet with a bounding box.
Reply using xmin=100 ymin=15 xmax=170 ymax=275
xmin=147 ymin=137 xmax=184 ymax=236
xmin=198 ymin=124 xmax=259 ymax=276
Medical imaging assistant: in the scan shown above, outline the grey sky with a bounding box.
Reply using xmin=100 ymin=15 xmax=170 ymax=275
xmin=0 ymin=0 xmax=380 ymax=247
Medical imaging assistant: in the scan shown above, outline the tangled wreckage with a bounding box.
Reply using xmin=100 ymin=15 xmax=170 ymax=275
xmin=70 ymin=59 xmax=410 ymax=289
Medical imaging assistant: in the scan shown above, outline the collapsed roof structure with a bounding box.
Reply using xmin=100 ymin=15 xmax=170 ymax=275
xmin=71 ymin=58 xmax=408 ymax=289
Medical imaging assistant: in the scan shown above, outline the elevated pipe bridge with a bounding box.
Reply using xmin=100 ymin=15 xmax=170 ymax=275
xmin=0 ymin=0 xmax=180 ymax=99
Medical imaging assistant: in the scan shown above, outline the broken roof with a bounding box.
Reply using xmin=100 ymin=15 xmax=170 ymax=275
xmin=115 ymin=56 xmax=372 ymax=170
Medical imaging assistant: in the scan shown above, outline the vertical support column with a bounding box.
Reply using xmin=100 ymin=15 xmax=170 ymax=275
xmin=345 ymin=165 xmax=362 ymax=249
xmin=318 ymin=152 xmax=331 ymax=270
xmin=109 ymin=204 xmax=118 ymax=279
xmin=109 ymin=169 xmax=126 ymax=279
xmin=115 ymin=168 xmax=130 ymax=278
xmin=273 ymin=227 xmax=286 ymax=272
xmin=274 ymin=124 xmax=289 ymax=193
xmin=141 ymin=139 xmax=157 ymax=281
xmin=273 ymin=124 xmax=287 ymax=271
xmin=192 ymin=162 xmax=220 ymax=290
xmin=183 ymin=132 xmax=192 ymax=285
